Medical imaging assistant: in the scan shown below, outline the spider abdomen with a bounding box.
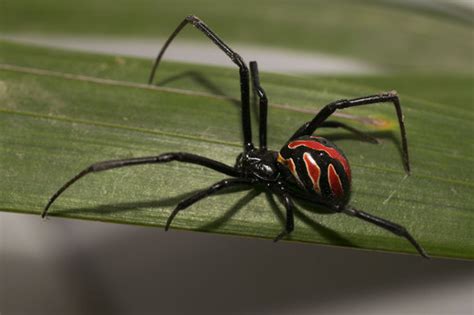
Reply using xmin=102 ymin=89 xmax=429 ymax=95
xmin=278 ymin=136 xmax=351 ymax=205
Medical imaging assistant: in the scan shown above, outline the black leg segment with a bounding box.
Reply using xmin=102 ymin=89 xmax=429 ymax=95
xmin=148 ymin=15 xmax=253 ymax=151
xmin=290 ymin=91 xmax=410 ymax=173
xmin=271 ymin=184 xmax=295 ymax=242
xmin=250 ymin=61 xmax=268 ymax=150
xmin=42 ymin=152 xmax=239 ymax=217
xmin=165 ymin=178 xmax=256 ymax=230
xmin=343 ymin=206 xmax=429 ymax=258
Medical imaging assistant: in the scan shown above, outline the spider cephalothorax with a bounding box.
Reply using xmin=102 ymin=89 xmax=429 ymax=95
xmin=42 ymin=15 xmax=428 ymax=258
xmin=235 ymin=149 xmax=280 ymax=182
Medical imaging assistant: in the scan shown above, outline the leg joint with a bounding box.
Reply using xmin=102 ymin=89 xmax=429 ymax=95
xmin=331 ymin=99 xmax=350 ymax=110
xmin=185 ymin=15 xmax=199 ymax=23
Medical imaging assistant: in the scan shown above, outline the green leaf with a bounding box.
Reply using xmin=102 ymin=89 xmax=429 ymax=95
xmin=0 ymin=40 xmax=472 ymax=259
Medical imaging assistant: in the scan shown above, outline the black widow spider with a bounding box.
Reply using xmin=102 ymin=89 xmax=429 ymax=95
xmin=42 ymin=15 xmax=428 ymax=258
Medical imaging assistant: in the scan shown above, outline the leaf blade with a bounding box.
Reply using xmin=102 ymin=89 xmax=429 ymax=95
xmin=0 ymin=41 xmax=472 ymax=259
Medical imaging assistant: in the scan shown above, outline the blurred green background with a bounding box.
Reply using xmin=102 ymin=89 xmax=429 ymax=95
xmin=3 ymin=0 xmax=473 ymax=118
xmin=2 ymin=0 xmax=473 ymax=74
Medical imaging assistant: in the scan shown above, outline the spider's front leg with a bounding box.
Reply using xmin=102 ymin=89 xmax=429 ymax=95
xmin=250 ymin=61 xmax=268 ymax=150
xmin=290 ymin=91 xmax=409 ymax=173
xmin=148 ymin=15 xmax=254 ymax=151
xmin=165 ymin=177 xmax=257 ymax=230
xmin=42 ymin=153 xmax=239 ymax=217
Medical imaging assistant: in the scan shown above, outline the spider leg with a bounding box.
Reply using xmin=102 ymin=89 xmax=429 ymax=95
xmin=319 ymin=121 xmax=379 ymax=144
xmin=148 ymin=15 xmax=253 ymax=151
xmin=165 ymin=178 xmax=256 ymax=231
xmin=42 ymin=152 xmax=239 ymax=218
xmin=270 ymin=184 xmax=295 ymax=242
xmin=290 ymin=91 xmax=409 ymax=173
xmin=250 ymin=61 xmax=268 ymax=150
xmin=343 ymin=206 xmax=429 ymax=258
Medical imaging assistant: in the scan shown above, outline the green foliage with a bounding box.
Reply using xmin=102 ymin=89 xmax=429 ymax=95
xmin=1 ymin=41 xmax=472 ymax=259
xmin=2 ymin=0 xmax=473 ymax=73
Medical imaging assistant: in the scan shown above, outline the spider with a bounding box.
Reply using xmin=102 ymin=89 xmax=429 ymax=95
xmin=42 ymin=15 xmax=428 ymax=258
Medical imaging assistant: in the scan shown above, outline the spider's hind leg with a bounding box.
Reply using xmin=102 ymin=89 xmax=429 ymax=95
xmin=290 ymin=91 xmax=409 ymax=173
xmin=343 ymin=206 xmax=429 ymax=258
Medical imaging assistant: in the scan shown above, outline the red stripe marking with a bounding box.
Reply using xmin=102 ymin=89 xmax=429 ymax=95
xmin=328 ymin=164 xmax=344 ymax=198
xmin=287 ymin=158 xmax=296 ymax=173
xmin=303 ymin=153 xmax=321 ymax=193
xmin=288 ymin=139 xmax=351 ymax=180
xmin=287 ymin=158 xmax=304 ymax=187
xmin=278 ymin=154 xmax=304 ymax=188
